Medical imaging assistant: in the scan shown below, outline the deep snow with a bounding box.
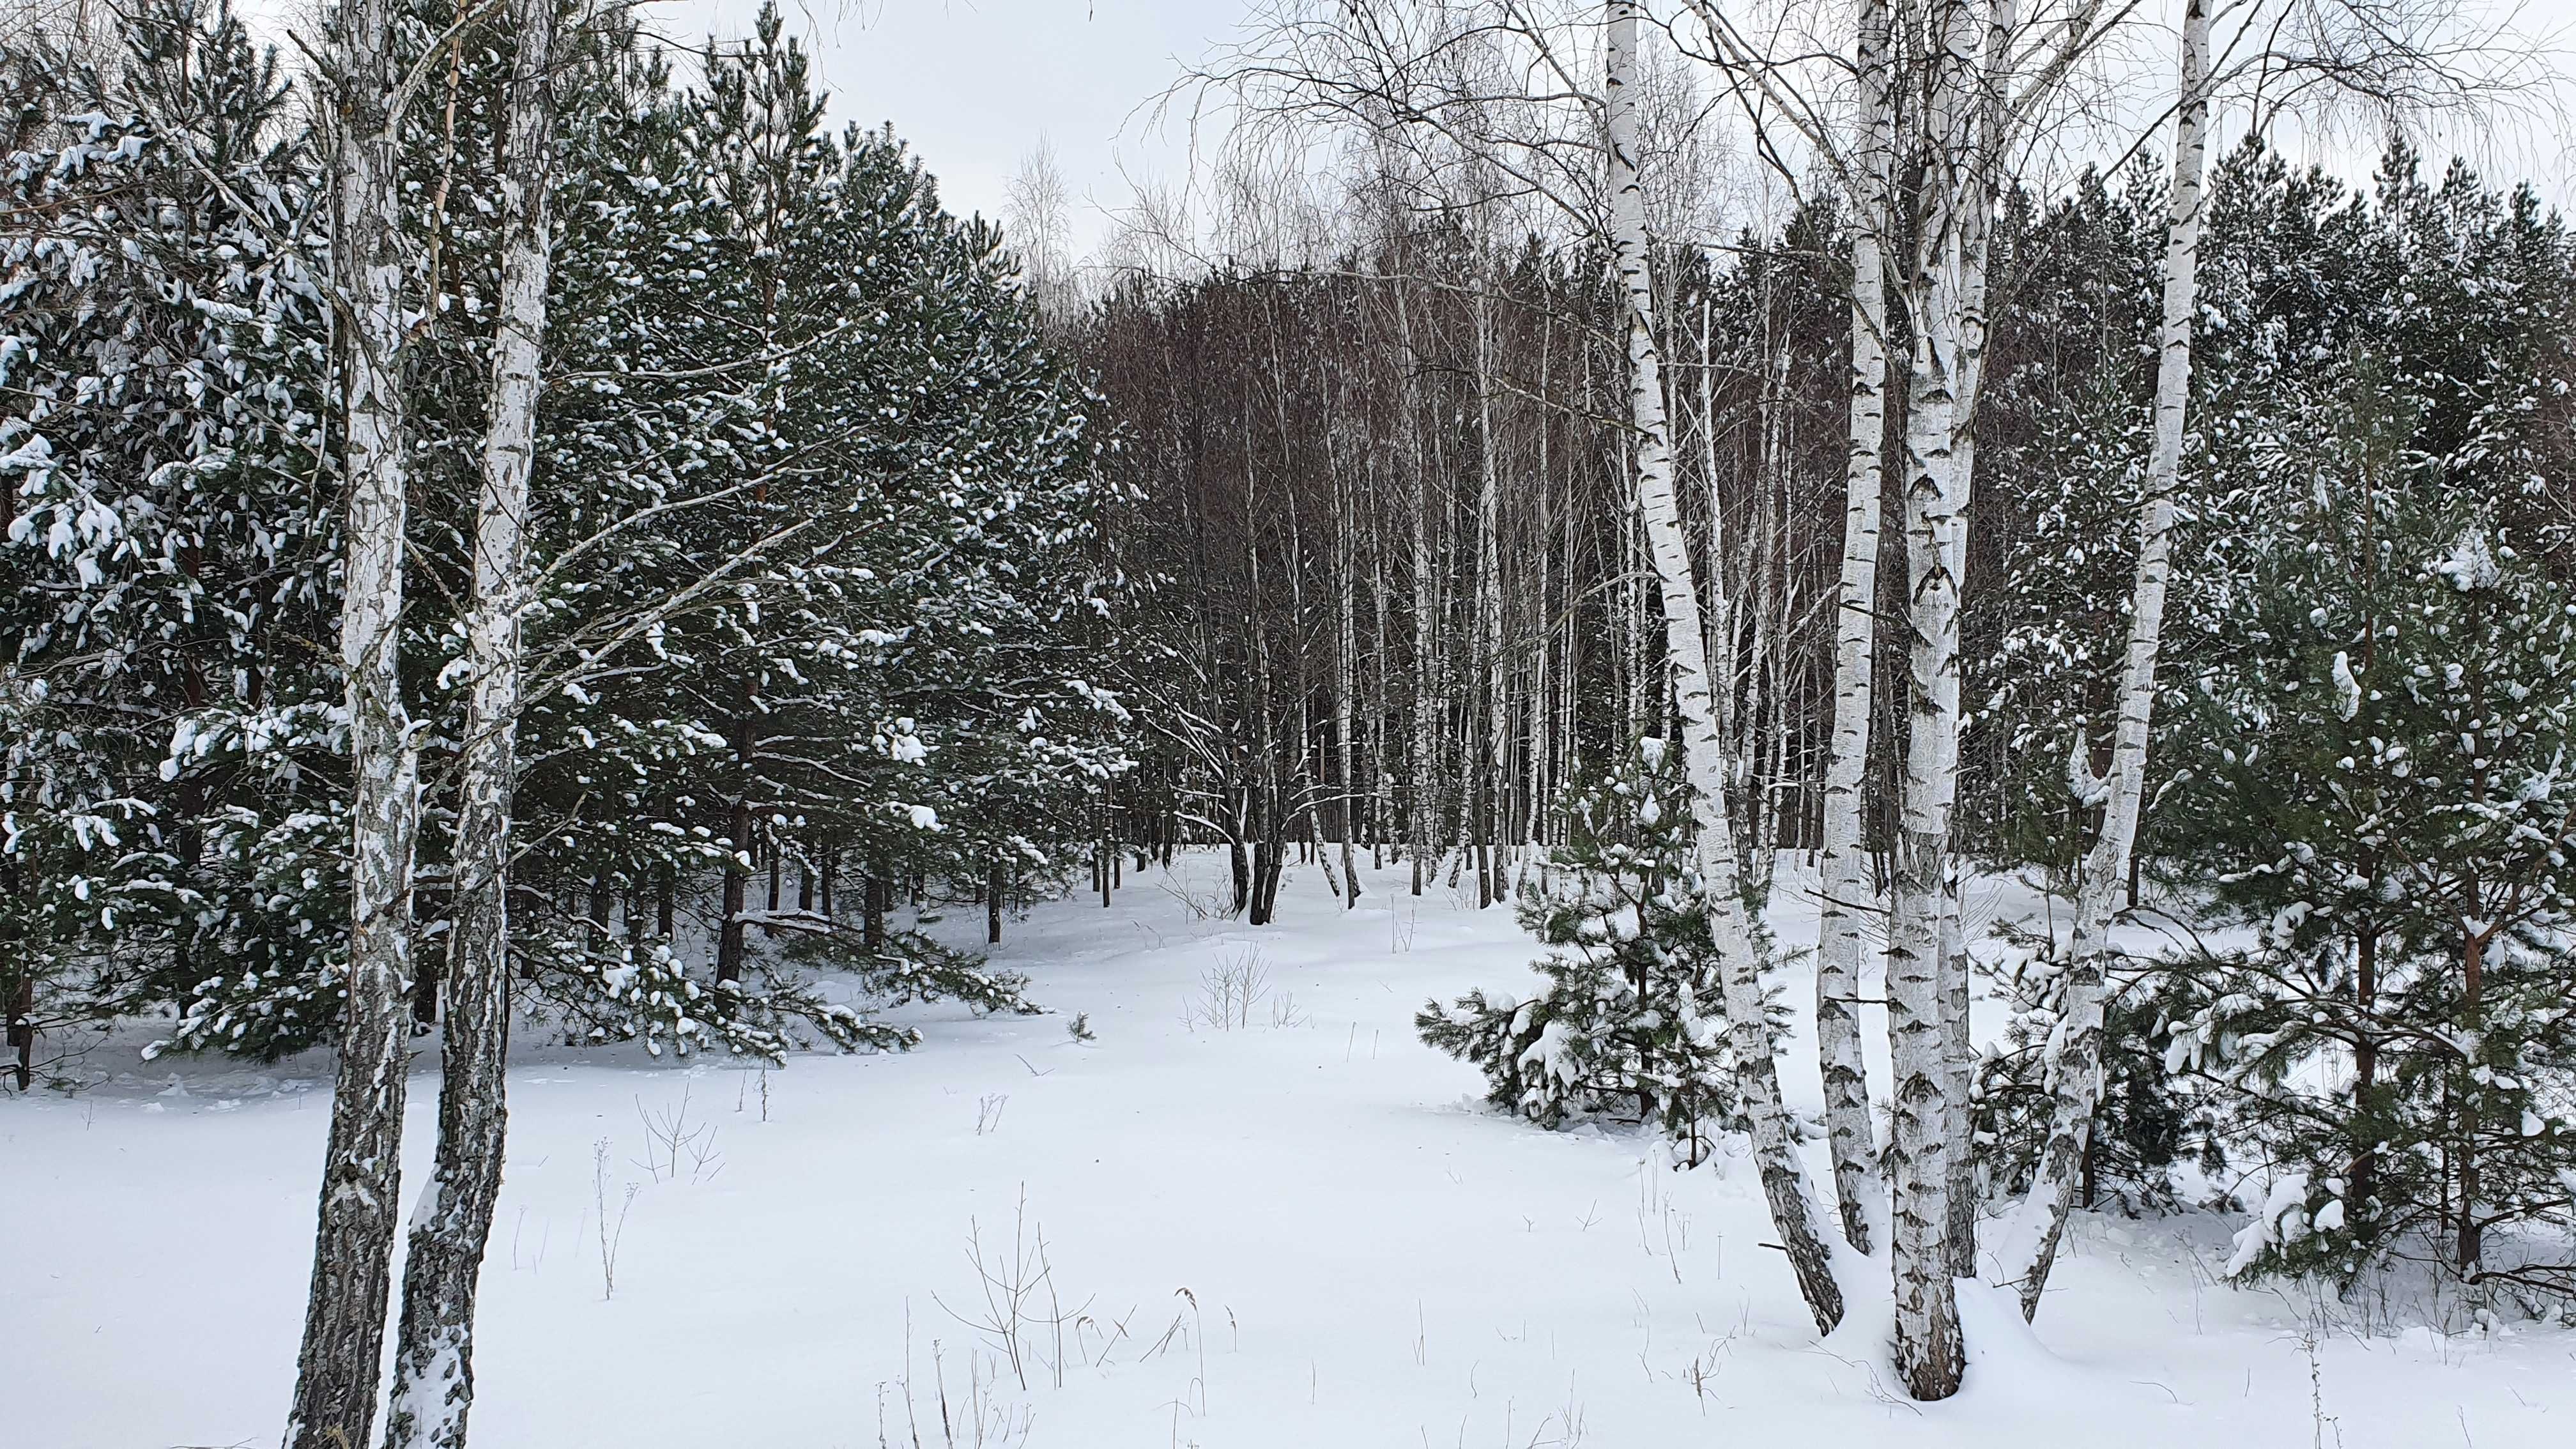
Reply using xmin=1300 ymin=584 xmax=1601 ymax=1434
xmin=8 ymin=852 xmax=2572 ymax=1447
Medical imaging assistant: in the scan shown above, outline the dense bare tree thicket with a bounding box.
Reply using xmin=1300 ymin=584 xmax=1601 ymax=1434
xmin=1088 ymin=224 xmax=1846 ymax=912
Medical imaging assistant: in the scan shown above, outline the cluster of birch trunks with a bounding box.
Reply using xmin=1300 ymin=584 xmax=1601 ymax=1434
xmin=1125 ymin=0 xmax=2418 ymax=1401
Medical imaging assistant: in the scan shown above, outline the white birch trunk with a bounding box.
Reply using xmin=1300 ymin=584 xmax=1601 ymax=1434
xmin=1992 ymin=0 xmax=2210 ymax=1320
xmin=1607 ymin=0 xmax=1843 ymax=1333
xmin=286 ymin=2 xmax=420 ymax=1444
xmin=1335 ymin=457 xmax=1364 ymax=907
xmin=1396 ymin=278 xmax=1438 ymax=894
xmin=1528 ymin=321 xmax=1554 ymax=859
xmin=1815 ymin=0 xmax=1894 ymax=1258
xmin=1695 ymin=302 xmax=1736 ymax=760
xmin=1885 ymin=0 xmax=1980 ymax=1402
xmin=385 ymin=4 xmax=560 ymax=1439
xmin=1938 ymin=0 xmax=2014 ymax=1285
xmin=1475 ymin=291 xmax=1507 ymax=901
xmin=1371 ymin=460 xmax=1392 ymax=869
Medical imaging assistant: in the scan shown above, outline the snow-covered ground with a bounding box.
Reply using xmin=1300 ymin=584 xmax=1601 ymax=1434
xmin=10 ymin=852 xmax=2571 ymax=1447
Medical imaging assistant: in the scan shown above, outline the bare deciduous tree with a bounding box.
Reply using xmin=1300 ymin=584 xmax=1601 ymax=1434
xmin=383 ymin=1 xmax=567 ymax=1443
xmin=286 ymin=0 xmax=422 ymax=1442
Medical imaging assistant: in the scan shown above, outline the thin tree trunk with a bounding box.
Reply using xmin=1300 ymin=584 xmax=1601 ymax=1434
xmin=1607 ymin=0 xmax=1843 ymax=1335
xmin=2350 ymin=926 xmax=2379 ymax=1218
xmin=1398 ymin=277 xmax=1438 ymax=894
xmin=1992 ymin=0 xmax=2209 ymax=1320
xmin=719 ymin=707 xmax=753 ymax=983
xmin=988 ymin=857 xmax=1005 ymax=944
xmin=1370 ymin=447 xmax=1392 ymax=870
xmin=1334 ymin=436 xmax=1365 ymax=907
xmin=7 ymin=960 xmax=31 ymax=1091
xmin=1936 ymin=0 xmax=2016 ymax=1291
xmin=864 ymin=864 xmax=889 ymax=953
xmin=1528 ymin=316 xmax=1554 ymax=857
xmin=1474 ymin=289 xmax=1506 ymax=908
xmin=286 ymin=1 xmax=421 ymax=1441
xmin=2457 ymin=928 xmax=2488 ymax=1271
xmin=385 ymin=5 xmax=560 ymax=1443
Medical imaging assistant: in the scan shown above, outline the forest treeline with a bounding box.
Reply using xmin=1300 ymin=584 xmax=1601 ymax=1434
xmin=1089 ymin=141 xmax=2576 ymax=910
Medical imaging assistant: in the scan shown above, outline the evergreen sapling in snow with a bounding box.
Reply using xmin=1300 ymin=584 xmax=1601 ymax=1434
xmin=1418 ymin=739 xmax=1783 ymax=1164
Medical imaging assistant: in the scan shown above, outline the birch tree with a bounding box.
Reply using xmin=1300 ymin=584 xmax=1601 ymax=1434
xmin=1987 ymin=0 xmax=2545 ymax=1321
xmin=1676 ymin=0 xmax=2128 ymax=1395
xmin=1876 ymin=0 xmax=1982 ymax=1397
xmin=285 ymin=0 xmax=421 ymax=1442
xmin=383 ymin=0 xmax=564 ymax=1442
xmin=1988 ymin=0 xmax=2209 ymax=1319
xmin=1814 ymin=0 xmax=1894 ymax=1258
xmin=1607 ymin=0 xmax=1845 ymax=1332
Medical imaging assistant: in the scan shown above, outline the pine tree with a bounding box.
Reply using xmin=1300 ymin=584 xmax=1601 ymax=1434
xmin=2163 ymin=343 xmax=2576 ymax=1289
xmin=1418 ymin=739 xmax=1786 ymax=1162
xmin=1 ymin=0 xmax=342 ymax=1067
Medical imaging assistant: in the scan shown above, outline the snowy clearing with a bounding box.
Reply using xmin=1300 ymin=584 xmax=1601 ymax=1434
xmin=10 ymin=853 xmax=2570 ymax=1447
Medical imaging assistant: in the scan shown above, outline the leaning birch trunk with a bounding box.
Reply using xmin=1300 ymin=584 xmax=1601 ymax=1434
xmin=286 ymin=1 xmax=421 ymax=1444
xmin=1993 ymin=0 xmax=2209 ymax=1321
xmin=1816 ymin=0 xmax=1892 ymax=1248
xmin=1885 ymin=0 xmax=1979 ymax=1402
xmin=1606 ymin=0 xmax=1844 ymax=1335
xmin=383 ymin=1 xmax=560 ymax=1443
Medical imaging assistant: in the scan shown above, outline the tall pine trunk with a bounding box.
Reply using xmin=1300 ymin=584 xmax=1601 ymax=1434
xmin=1993 ymin=0 xmax=2209 ymax=1320
xmin=286 ymin=1 xmax=421 ymax=1443
xmin=1606 ymin=0 xmax=1843 ymax=1335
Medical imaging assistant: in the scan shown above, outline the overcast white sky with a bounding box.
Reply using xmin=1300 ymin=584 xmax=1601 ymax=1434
xmin=647 ymin=1 xmax=2576 ymax=263
xmin=228 ymin=1 xmax=2576 ymax=259
xmin=655 ymin=1 xmax=1236 ymax=257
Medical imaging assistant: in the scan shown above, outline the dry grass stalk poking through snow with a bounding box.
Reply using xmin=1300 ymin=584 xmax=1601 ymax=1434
xmin=879 ymin=1314 xmax=1034 ymax=1449
xmin=935 ymin=1188 xmax=1091 ymax=1392
xmin=1182 ymin=945 xmax=1303 ymax=1031
xmin=591 ymin=1138 xmax=637 ymax=1301
xmin=634 ymin=1084 xmax=723 ymax=1184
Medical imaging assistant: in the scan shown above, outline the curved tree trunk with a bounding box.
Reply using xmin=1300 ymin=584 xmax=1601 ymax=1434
xmin=1940 ymin=0 xmax=2011 ymax=1284
xmin=1607 ymin=0 xmax=1844 ymax=1335
xmin=1993 ymin=0 xmax=2210 ymax=1321
xmin=1814 ymin=0 xmax=1894 ymax=1259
